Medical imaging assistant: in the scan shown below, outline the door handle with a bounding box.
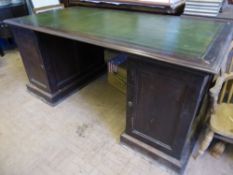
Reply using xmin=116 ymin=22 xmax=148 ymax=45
xmin=128 ymin=101 xmax=133 ymax=107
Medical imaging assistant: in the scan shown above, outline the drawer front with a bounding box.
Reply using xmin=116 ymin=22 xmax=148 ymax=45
xmin=126 ymin=57 xmax=210 ymax=159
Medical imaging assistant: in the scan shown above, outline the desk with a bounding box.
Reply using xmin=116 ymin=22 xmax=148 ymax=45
xmin=5 ymin=7 xmax=233 ymax=173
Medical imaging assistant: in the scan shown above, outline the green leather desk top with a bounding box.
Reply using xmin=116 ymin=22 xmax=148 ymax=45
xmin=5 ymin=7 xmax=233 ymax=74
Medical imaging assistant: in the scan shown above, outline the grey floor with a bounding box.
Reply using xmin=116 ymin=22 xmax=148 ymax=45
xmin=0 ymin=50 xmax=233 ymax=175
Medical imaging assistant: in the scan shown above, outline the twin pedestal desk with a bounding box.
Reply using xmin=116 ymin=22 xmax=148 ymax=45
xmin=5 ymin=7 xmax=233 ymax=174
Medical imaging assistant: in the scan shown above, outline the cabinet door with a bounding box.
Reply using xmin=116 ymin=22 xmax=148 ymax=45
xmin=126 ymin=57 xmax=210 ymax=159
xmin=12 ymin=27 xmax=50 ymax=92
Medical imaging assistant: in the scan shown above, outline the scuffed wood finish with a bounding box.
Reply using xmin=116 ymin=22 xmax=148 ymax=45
xmin=11 ymin=26 xmax=105 ymax=104
xmin=121 ymin=56 xmax=211 ymax=173
xmin=5 ymin=7 xmax=233 ymax=174
xmin=65 ymin=0 xmax=185 ymax=14
xmin=70 ymin=0 xmax=180 ymax=7
xmin=5 ymin=7 xmax=233 ymax=74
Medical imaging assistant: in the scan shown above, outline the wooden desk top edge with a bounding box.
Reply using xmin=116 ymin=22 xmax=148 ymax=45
xmin=4 ymin=7 xmax=233 ymax=74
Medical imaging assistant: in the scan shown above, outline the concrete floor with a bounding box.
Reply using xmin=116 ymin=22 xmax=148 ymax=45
xmin=0 ymin=50 xmax=233 ymax=175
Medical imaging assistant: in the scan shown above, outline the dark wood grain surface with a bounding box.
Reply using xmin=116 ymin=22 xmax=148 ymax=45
xmin=126 ymin=57 xmax=209 ymax=159
xmin=5 ymin=7 xmax=233 ymax=74
xmin=11 ymin=26 xmax=106 ymax=104
xmin=7 ymin=6 xmax=231 ymax=173
xmin=66 ymin=0 xmax=185 ymax=14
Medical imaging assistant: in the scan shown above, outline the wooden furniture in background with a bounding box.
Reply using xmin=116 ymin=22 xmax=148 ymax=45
xmin=0 ymin=2 xmax=28 ymax=56
xmin=64 ymin=0 xmax=185 ymax=14
xmin=5 ymin=7 xmax=233 ymax=174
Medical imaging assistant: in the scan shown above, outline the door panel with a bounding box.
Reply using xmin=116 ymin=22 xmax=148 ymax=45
xmin=126 ymin=57 xmax=209 ymax=159
xmin=37 ymin=33 xmax=104 ymax=92
xmin=12 ymin=27 xmax=50 ymax=91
